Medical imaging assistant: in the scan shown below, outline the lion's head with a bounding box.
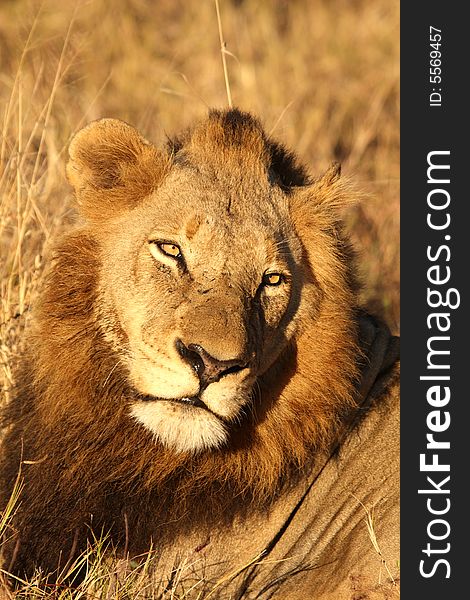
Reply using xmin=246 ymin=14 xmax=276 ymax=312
xmin=62 ymin=109 xmax=359 ymax=458
xmin=0 ymin=109 xmax=371 ymax=579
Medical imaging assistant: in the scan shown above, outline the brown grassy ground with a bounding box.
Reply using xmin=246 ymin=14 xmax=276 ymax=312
xmin=0 ymin=0 xmax=399 ymax=596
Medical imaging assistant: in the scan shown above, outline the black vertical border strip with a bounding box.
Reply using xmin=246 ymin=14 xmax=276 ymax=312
xmin=401 ymin=3 xmax=466 ymax=598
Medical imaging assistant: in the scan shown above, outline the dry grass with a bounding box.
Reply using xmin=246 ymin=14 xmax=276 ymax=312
xmin=0 ymin=0 xmax=399 ymax=596
xmin=351 ymin=494 xmax=398 ymax=591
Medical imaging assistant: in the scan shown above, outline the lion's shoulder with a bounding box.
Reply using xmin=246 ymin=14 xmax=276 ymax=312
xmin=142 ymin=355 xmax=400 ymax=599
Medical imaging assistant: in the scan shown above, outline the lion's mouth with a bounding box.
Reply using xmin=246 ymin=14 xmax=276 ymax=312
xmin=140 ymin=394 xmax=207 ymax=409
xmin=132 ymin=389 xmax=204 ymax=407
xmin=130 ymin=389 xmax=230 ymax=419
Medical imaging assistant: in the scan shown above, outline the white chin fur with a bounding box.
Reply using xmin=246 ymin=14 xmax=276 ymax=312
xmin=131 ymin=401 xmax=228 ymax=453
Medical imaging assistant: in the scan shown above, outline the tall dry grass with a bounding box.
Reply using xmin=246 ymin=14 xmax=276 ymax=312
xmin=0 ymin=0 xmax=399 ymax=596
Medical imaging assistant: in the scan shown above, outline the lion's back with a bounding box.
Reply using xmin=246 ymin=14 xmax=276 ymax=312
xmin=277 ymin=367 xmax=400 ymax=599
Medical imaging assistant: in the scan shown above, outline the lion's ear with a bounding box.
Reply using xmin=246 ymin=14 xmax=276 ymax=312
xmin=314 ymin=161 xmax=341 ymax=189
xmin=66 ymin=119 xmax=169 ymax=223
xmin=291 ymin=162 xmax=358 ymax=226
xmin=305 ymin=161 xmax=346 ymax=211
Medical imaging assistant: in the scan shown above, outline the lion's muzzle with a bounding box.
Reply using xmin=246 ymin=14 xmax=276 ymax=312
xmin=175 ymin=339 xmax=249 ymax=389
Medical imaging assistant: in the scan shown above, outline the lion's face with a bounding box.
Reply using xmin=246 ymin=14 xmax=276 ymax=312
xmin=66 ymin=111 xmax=350 ymax=455
xmin=97 ymin=166 xmax=307 ymax=453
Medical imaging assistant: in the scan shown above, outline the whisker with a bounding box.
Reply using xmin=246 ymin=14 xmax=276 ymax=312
xmin=102 ymin=360 xmax=121 ymax=389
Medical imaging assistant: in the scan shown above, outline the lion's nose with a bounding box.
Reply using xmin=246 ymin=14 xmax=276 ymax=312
xmin=175 ymin=339 xmax=247 ymax=387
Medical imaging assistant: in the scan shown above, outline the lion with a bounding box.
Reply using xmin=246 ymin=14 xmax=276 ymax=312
xmin=0 ymin=109 xmax=399 ymax=599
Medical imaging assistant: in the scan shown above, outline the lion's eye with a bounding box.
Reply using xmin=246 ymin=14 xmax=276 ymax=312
xmin=262 ymin=273 xmax=283 ymax=286
xmin=157 ymin=243 xmax=182 ymax=259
